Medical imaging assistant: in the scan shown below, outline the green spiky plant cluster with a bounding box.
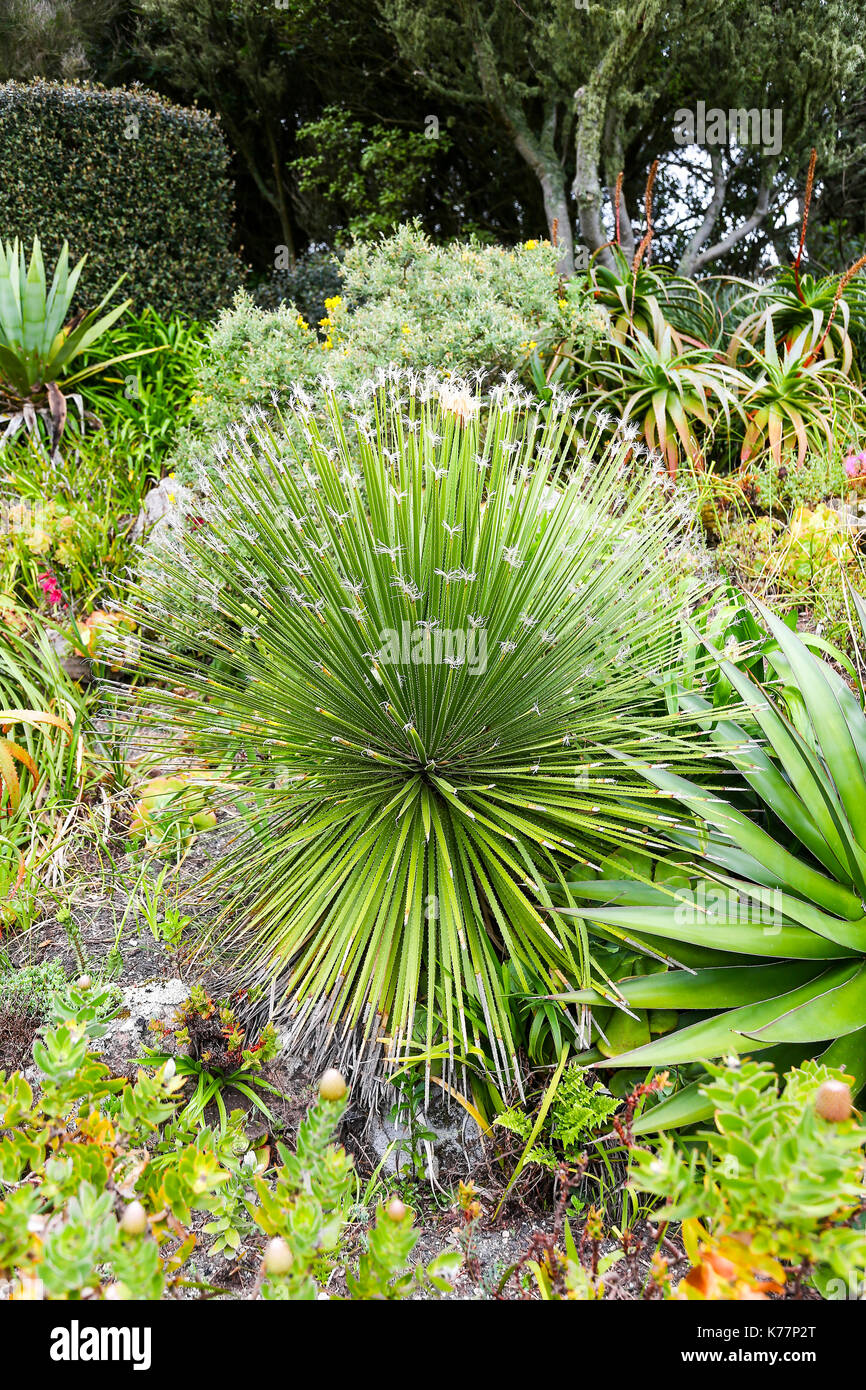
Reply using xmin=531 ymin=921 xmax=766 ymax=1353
xmin=132 ymin=371 xmax=709 ymax=1087
xmin=0 ymin=236 xmax=151 ymax=451
xmin=556 ymin=594 xmax=866 ymax=1132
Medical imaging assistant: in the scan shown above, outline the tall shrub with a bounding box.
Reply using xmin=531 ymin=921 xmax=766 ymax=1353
xmin=169 ymin=223 xmax=602 ymax=474
xmin=0 ymin=80 xmax=242 ymax=319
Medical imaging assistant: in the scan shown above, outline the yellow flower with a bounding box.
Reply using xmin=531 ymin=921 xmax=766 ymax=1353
xmin=524 ymin=239 xmax=539 ymax=250
xmin=401 ymin=324 xmax=411 ymax=335
xmin=324 ymin=295 xmax=342 ymax=312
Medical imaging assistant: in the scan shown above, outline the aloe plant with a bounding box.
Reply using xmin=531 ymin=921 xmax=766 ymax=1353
xmin=589 ymin=244 xmax=723 ymax=350
xmin=737 ymin=315 xmax=855 ymax=467
xmin=132 ymin=373 xmax=707 ymax=1086
xmin=727 ymin=265 xmax=866 ymax=376
xmin=580 ymin=325 xmax=748 ymax=476
xmin=557 ymin=596 xmax=866 ymax=1129
xmin=0 ymin=236 xmax=151 ymax=451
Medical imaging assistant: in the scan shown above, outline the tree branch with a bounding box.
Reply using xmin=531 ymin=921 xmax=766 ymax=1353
xmin=685 ymin=172 xmax=774 ymax=273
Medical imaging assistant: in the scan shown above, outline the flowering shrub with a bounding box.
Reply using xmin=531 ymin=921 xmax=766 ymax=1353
xmin=324 ymin=223 xmax=598 ymax=380
xmin=255 ymin=246 xmax=345 ymax=325
xmin=170 ymin=224 xmax=600 ymax=477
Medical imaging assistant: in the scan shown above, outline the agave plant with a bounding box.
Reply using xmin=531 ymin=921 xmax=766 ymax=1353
xmin=133 ymin=373 xmax=708 ymax=1086
xmin=581 ymin=326 xmax=748 ymax=476
xmin=0 ymin=236 xmax=151 ymax=452
xmin=556 ymin=596 xmax=866 ymax=1129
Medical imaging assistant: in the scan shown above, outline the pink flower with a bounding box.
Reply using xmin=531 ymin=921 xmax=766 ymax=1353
xmin=37 ymin=570 xmax=64 ymax=606
xmin=845 ymin=455 xmax=860 ymax=478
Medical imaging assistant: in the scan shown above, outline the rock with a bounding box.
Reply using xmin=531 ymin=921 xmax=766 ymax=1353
xmin=48 ymin=630 xmax=91 ymax=684
xmin=95 ymin=977 xmax=189 ymax=1073
xmin=131 ymin=478 xmax=195 ymax=542
xmin=366 ymin=1090 xmax=485 ymax=1182
xmin=272 ymin=1034 xmax=314 ymax=1084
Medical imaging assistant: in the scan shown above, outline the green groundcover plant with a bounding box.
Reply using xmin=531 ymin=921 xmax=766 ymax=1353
xmin=131 ymin=370 xmax=711 ymax=1087
xmin=0 ymin=985 xmax=454 ymax=1300
xmin=631 ymin=1058 xmax=866 ymax=1299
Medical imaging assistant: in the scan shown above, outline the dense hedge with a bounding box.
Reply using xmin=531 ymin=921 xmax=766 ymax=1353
xmin=0 ymin=80 xmax=243 ymax=319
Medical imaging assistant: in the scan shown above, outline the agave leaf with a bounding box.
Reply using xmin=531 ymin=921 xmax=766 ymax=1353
xmin=550 ymin=959 xmax=827 ymax=1009
xmin=744 ymin=961 xmax=866 ymax=1044
xmin=593 ymin=962 xmax=858 ymax=1068
xmin=819 ymin=1025 xmax=866 ymax=1091
xmin=563 ymin=878 xmax=675 ymax=907
xmin=43 ymin=240 xmax=70 ymax=339
xmin=677 ymin=669 xmax=854 ymax=879
xmin=20 ymin=236 xmax=47 ymax=357
xmin=48 ymin=296 xmax=131 ymax=375
xmin=0 ymin=238 xmax=23 ymax=346
xmin=62 ymin=344 xmax=163 ymax=388
xmin=0 ymin=342 xmax=32 ymax=395
xmin=563 ymin=901 xmax=855 ymax=958
xmin=752 ymin=598 xmax=866 ymax=851
xmin=618 ymin=757 xmax=864 ymax=920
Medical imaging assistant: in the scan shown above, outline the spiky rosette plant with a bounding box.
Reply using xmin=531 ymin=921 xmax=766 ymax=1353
xmin=554 ymin=595 xmax=866 ymax=1132
xmin=133 ymin=371 xmax=706 ymax=1085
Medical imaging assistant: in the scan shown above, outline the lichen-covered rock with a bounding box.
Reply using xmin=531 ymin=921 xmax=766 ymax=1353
xmin=95 ymin=977 xmax=189 ymax=1074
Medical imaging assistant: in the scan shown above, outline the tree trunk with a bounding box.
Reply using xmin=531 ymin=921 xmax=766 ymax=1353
xmin=679 ymin=168 xmax=773 ymax=275
xmin=572 ymin=0 xmax=663 ymax=267
xmin=265 ymin=122 xmax=296 ymax=268
xmin=470 ymin=28 xmax=574 ymax=272
xmin=496 ymin=99 xmax=574 ymax=270
xmin=604 ymin=116 xmax=635 ymax=261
